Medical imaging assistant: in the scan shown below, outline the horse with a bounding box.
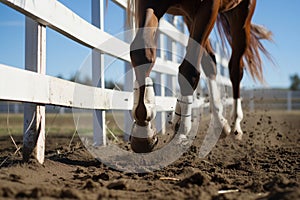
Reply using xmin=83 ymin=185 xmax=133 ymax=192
xmin=127 ymin=0 xmax=272 ymax=153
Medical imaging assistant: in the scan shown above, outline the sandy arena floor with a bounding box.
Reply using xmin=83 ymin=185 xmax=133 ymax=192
xmin=0 ymin=110 xmax=299 ymax=199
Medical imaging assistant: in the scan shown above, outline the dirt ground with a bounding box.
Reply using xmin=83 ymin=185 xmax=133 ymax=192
xmin=0 ymin=110 xmax=299 ymax=200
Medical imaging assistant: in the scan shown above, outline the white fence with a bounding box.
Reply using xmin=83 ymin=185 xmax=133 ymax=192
xmin=0 ymin=0 xmax=231 ymax=163
xmin=241 ymin=89 xmax=300 ymax=111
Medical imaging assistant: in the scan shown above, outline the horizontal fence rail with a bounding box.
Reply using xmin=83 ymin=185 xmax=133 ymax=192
xmin=241 ymin=89 xmax=300 ymax=111
xmin=0 ymin=64 xmax=178 ymax=111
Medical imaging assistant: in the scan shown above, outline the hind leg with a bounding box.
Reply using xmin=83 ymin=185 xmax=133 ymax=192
xmin=173 ymin=0 xmax=219 ymax=139
xmin=225 ymin=0 xmax=255 ymax=140
xmin=201 ymin=41 xmax=231 ymax=138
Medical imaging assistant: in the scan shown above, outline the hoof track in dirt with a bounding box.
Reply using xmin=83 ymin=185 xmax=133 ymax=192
xmin=0 ymin=111 xmax=299 ymax=199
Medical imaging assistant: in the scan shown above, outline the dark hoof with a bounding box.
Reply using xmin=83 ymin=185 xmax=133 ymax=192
xmin=130 ymin=136 xmax=158 ymax=153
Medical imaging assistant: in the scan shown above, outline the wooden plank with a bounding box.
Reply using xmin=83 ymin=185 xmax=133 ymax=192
xmin=123 ymin=73 xmax=134 ymax=140
xmin=0 ymin=64 xmax=179 ymax=111
xmin=23 ymin=18 xmax=46 ymax=164
xmin=112 ymin=0 xmax=127 ymax=8
xmin=0 ymin=65 xmax=98 ymax=108
xmin=155 ymin=59 xmax=178 ymax=76
xmin=287 ymin=91 xmax=292 ymax=111
xmin=155 ymin=73 xmax=166 ymax=134
xmin=92 ymin=0 xmax=106 ymax=146
xmin=158 ymin=19 xmax=189 ymax=46
xmin=0 ymin=0 xmax=128 ymax=58
xmin=0 ymin=65 xmax=48 ymax=103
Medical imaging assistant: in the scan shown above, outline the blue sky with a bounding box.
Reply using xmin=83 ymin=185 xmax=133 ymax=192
xmin=0 ymin=0 xmax=299 ymax=89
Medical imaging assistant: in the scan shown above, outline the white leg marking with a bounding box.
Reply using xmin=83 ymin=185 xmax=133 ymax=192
xmin=172 ymin=95 xmax=193 ymax=136
xmin=231 ymin=98 xmax=243 ymax=140
xmin=207 ymin=79 xmax=231 ymax=137
xmin=132 ymin=77 xmax=156 ymax=138
xmin=132 ymin=77 xmax=156 ymax=122
xmin=131 ymin=122 xmax=156 ymax=138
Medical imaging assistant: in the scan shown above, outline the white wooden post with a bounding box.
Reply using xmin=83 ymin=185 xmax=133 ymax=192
xmin=92 ymin=0 xmax=106 ymax=146
xmin=154 ymin=32 xmax=165 ymax=134
xmin=166 ymin=75 xmax=176 ymax=97
xmin=169 ymin=16 xmax=178 ymax=97
xmin=159 ymin=32 xmax=166 ymax=60
xmin=123 ymin=4 xmax=135 ymax=141
xmin=155 ymin=73 xmax=166 ymax=134
xmin=287 ymin=90 xmax=292 ymax=111
xmin=166 ymin=17 xmax=178 ymax=122
xmin=166 ymin=75 xmax=176 ymax=126
xmin=124 ymin=63 xmax=134 ymax=141
xmin=249 ymin=89 xmax=254 ymax=112
xmin=124 ymin=26 xmax=134 ymax=141
xmin=23 ymin=17 xmax=46 ymax=164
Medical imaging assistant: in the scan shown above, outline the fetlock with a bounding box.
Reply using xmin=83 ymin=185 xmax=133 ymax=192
xmin=172 ymin=95 xmax=193 ymax=135
xmin=231 ymin=98 xmax=243 ymax=122
xmin=131 ymin=77 xmax=157 ymax=153
xmin=231 ymin=98 xmax=243 ymax=140
xmin=207 ymin=79 xmax=231 ymax=137
xmin=132 ymin=77 xmax=156 ymax=122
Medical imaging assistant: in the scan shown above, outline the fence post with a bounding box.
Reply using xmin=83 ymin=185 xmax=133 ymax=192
xmin=287 ymin=90 xmax=292 ymax=111
xmin=23 ymin=17 xmax=46 ymax=164
xmin=166 ymin=16 xmax=178 ymax=124
xmin=156 ymin=73 xmax=166 ymax=134
xmin=123 ymin=62 xmax=134 ymax=141
xmin=249 ymin=89 xmax=254 ymax=112
xmin=92 ymin=0 xmax=106 ymax=146
xmin=123 ymin=4 xmax=138 ymax=141
xmin=123 ymin=15 xmax=135 ymax=141
xmin=155 ymin=32 xmax=166 ymax=134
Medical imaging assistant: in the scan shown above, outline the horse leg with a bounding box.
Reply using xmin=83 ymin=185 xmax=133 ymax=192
xmin=129 ymin=8 xmax=163 ymax=153
xmin=225 ymin=0 xmax=254 ymax=140
xmin=173 ymin=0 xmax=219 ymax=140
xmin=201 ymin=41 xmax=231 ymax=138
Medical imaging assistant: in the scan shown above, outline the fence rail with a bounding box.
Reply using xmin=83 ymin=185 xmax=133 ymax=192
xmin=241 ymin=89 xmax=300 ymax=111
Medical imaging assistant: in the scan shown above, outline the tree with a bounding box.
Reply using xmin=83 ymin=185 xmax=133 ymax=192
xmin=289 ymin=74 xmax=300 ymax=90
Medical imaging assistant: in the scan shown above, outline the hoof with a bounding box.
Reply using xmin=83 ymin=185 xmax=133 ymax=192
xmin=231 ymin=130 xmax=243 ymax=141
xmin=130 ymin=122 xmax=157 ymax=153
xmin=175 ymin=134 xmax=189 ymax=147
xmin=130 ymin=136 xmax=158 ymax=153
xmin=230 ymin=122 xmax=243 ymax=141
xmin=219 ymin=123 xmax=231 ymax=139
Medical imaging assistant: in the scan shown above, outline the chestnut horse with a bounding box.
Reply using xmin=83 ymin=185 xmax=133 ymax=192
xmin=127 ymin=0 xmax=272 ymax=153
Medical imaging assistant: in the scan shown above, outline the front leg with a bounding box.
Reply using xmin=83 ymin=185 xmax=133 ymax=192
xmin=129 ymin=8 xmax=159 ymax=153
xmin=130 ymin=77 xmax=158 ymax=153
xmin=207 ymin=79 xmax=231 ymax=138
xmin=202 ymin=41 xmax=231 ymax=138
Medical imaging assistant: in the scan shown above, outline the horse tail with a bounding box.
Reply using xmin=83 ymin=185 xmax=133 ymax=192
xmin=247 ymin=23 xmax=273 ymax=83
xmin=216 ymin=13 xmax=273 ymax=83
xmin=127 ymin=0 xmax=140 ymax=28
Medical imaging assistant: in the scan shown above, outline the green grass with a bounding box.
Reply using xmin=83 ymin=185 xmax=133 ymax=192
xmin=0 ymin=112 xmax=125 ymax=137
xmin=0 ymin=113 xmax=76 ymax=136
